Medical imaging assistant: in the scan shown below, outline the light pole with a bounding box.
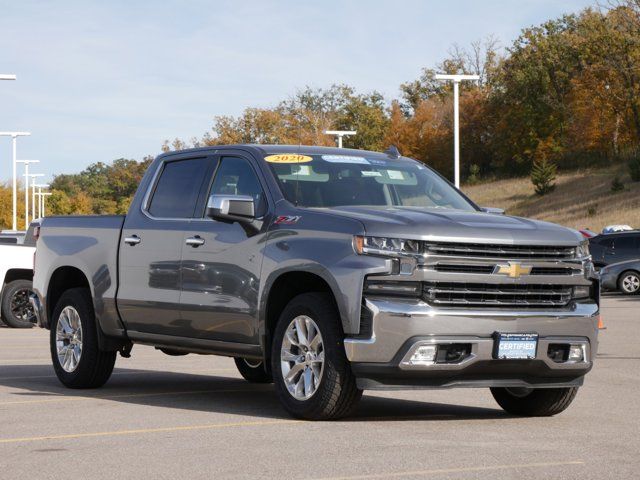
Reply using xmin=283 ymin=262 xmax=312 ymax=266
xmin=323 ymin=130 xmax=357 ymax=149
xmin=33 ymin=184 xmax=49 ymax=219
xmin=0 ymin=132 xmax=31 ymax=231
xmin=17 ymin=160 xmax=40 ymax=228
xmin=40 ymin=192 xmax=52 ymax=217
xmin=25 ymin=174 xmax=45 ymax=220
xmin=434 ymin=74 xmax=480 ymax=188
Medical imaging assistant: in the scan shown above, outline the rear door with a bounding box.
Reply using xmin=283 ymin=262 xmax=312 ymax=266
xmin=179 ymin=153 xmax=271 ymax=343
xmin=118 ymin=155 xmax=215 ymax=336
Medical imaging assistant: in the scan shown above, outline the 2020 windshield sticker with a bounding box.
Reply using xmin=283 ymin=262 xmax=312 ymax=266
xmin=321 ymin=155 xmax=370 ymax=164
xmin=265 ymin=154 xmax=313 ymax=164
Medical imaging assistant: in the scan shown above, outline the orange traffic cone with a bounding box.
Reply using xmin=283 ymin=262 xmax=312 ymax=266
xmin=598 ymin=315 xmax=606 ymax=330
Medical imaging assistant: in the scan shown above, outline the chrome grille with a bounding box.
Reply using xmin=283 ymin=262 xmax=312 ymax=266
xmin=423 ymin=282 xmax=573 ymax=308
xmin=432 ymin=264 xmax=580 ymax=276
xmin=425 ymin=242 xmax=576 ymax=260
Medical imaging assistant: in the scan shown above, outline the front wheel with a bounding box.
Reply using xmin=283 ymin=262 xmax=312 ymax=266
xmin=234 ymin=357 xmax=272 ymax=383
xmin=50 ymin=288 xmax=116 ymax=388
xmin=1 ymin=279 xmax=36 ymax=328
xmin=490 ymin=386 xmax=579 ymax=416
xmin=618 ymin=270 xmax=640 ymax=295
xmin=271 ymin=292 xmax=362 ymax=420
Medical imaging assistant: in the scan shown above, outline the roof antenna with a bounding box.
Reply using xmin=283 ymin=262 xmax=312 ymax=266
xmin=384 ymin=145 xmax=401 ymax=159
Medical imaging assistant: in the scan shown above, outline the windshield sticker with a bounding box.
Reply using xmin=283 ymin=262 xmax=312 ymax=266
xmin=321 ymin=155 xmax=370 ymax=164
xmin=265 ymin=154 xmax=313 ymax=164
xmin=367 ymin=158 xmax=388 ymax=166
xmin=292 ymin=165 xmax=312 ymax=176
xmin=387 ymin=170 xmax=404 ymax=180
xmin=361 ymin=171 xmax=382 ymax=177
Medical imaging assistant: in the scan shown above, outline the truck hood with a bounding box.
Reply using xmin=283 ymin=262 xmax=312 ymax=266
xmin=318 ymin=206 xmax=583 ymax=246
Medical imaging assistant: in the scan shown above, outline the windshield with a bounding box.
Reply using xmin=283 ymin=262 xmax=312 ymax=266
xmin=266 ymin=153 xmax=477 ymax=211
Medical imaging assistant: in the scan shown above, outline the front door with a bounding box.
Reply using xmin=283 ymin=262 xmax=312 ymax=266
xmin=118 ymin=155 xmax=215 ymax=336
xmin=179 ymin=154 xmax=270 ymax=343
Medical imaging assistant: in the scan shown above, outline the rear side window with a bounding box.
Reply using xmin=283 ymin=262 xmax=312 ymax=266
xmin=148 ymin=157 xmax=209 ymax=218
xmin=614 ymin=235 xmax=639 ymax=251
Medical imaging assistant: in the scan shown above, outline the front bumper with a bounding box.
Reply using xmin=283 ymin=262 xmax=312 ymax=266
xmin=344 ymin=297 xmax=599 ymax=390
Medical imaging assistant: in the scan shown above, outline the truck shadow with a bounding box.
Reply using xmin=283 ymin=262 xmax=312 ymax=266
xmin=0 ymin=364 xmax=509 ymax=422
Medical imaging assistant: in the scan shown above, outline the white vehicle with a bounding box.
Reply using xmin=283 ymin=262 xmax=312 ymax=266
xmin=0 ymin=221 xmax=39 ymax=328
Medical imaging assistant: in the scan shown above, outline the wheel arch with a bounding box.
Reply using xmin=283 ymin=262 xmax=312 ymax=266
xmin=262 ymin=270 xmax=341 ymax=366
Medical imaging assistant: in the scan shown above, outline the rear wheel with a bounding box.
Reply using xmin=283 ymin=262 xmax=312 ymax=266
xmin=1 ymin=279 xmax=35 ymax=328
xmin=234 ymin=357 xmax=272 ymax=383
xmin=490 ymin=386 xmax=579 ymax=416
xmin=50 ymin=288 xmax=116 ymax=388
xmin=271 ymin=292 xmax=362 ymax=420
xmin=618 ymin=270 xmax=640 ymax=295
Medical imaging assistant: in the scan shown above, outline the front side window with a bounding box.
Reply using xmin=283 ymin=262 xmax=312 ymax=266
xmin=266 ymin=154 xmax=476 ymax=211
xmin=210 ymin=157 xmax=266 ymax=216
xmin=148 ymin=157 xmax=209 ymax=218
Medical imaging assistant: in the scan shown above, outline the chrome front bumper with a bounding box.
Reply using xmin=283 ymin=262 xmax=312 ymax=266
xmin=344 ymin=298 xmax=598 ymax=382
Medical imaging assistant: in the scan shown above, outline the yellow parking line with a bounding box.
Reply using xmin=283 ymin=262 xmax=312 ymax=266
xmin=0 ymin=367 xmax=237 ymax=381
xmin=0 ymin=386 xmax=270 ymax=406
xmin=312 ymin=461 xmax=585 ymax=480
xmin=0 ymin=419 xmax=299 ymax=444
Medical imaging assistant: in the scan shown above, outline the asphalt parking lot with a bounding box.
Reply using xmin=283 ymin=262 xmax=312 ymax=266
xmin=0 ymin=295 xmax=638 ymax=480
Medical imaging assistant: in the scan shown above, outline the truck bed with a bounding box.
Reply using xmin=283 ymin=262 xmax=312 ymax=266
xmin=33 ymin=215 xmax=126 ymax=336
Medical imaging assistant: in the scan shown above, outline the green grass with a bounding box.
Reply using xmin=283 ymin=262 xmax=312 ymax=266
xmin=463 ymin=164 xmax=640 ymax=233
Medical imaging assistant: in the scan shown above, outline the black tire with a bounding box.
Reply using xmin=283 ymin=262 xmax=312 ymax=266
xmin=50 ymin=288 xmax=116 ymax=389
xmin=271 ymin=292 xmax=362 ymax=420
xmin=234 ymin=357 xmax=272 ymax=383
xmin=1 ymin=279 xmax=35 ymax=328
xmin=618 ymin=270 xmax=640 ymax=295
xmin=490 ymin=386 xmax=579 ymax=416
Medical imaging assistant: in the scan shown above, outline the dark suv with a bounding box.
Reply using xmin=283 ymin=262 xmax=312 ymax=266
xmin=589 ymin=231 xmax=640 ymax=268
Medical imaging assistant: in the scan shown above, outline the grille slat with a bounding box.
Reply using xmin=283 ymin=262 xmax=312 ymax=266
xmin=425 ymin=242 xmax=575 ymax=260
xmin=432 ymin=264 xmax=580 ymax=276
xmin=423 ymin=282 xmax=573 ymax=308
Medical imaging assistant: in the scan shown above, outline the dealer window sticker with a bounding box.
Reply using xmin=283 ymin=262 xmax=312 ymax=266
xmin=386 ymin=170 xmax=404 ymax=180
xmin=321 ymin=155 xmax=370 ymax=164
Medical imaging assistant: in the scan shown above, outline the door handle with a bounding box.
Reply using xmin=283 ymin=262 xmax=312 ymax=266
xmin=185 ymin=236 xmax=205 ymax=247
xmin=124 ymin=235 xmax=141 ymax=246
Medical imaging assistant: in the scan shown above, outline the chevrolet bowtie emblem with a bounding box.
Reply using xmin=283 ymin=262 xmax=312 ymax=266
xmin=494 ymin=262 xmax=532 ymax=278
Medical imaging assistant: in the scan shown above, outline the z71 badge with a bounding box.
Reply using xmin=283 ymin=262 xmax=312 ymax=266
xmin=274 ymin=215 xmax=301 ymax=225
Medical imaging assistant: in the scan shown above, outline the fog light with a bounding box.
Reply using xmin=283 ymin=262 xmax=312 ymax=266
xmin=406 ymin=344 xmax=437 ymax=366
xmin=567 ymin=345 xmax=585 ymax=363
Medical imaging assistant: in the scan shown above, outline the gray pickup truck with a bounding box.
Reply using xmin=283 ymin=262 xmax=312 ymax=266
xmin=31 ymin=145 xmax=599 ymax=420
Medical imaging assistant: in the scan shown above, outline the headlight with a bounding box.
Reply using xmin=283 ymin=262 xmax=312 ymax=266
xmin=354 ymin=236 xmax=421 ymax=257
xmin=575 ymin=241 xmax=590 ymax=259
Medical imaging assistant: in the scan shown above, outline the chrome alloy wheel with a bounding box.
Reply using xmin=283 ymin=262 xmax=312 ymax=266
xmin=622 ymin=274 xmax=640 ymax=294
xmin=56 ymin=306 xmax=83 ymax=373
xmin=10 ymin=288 xmax=35 ymax=323
xmin=280 ymin=315 xmax=324 ymax=400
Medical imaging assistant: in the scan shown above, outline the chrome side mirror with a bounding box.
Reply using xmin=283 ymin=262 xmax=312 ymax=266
xmin=206 ymin=195 xmax=255 ymax=223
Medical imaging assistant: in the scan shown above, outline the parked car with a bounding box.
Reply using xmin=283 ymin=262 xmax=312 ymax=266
xmin=589 ymin=231 xmax=640 ymax=268
xmin=602 ymin=224 xmax=634 ymax=234
xmin=600 ymin=260 xmax=640 ymax=295
xmin=31 ymin=145 xmax=599 ymax=420
xmin=0 ymin=220 xmax=40 ymax=328
xmin=579 ymin=229 xmax=597 ymax=239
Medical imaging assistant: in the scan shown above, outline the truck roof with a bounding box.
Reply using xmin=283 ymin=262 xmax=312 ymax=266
xmin=157 ymin=144 xmax=401 ymax=162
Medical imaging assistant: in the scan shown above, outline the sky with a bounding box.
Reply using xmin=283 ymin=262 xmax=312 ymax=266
xmin=0 ymin=0 xmax=597 ymax=182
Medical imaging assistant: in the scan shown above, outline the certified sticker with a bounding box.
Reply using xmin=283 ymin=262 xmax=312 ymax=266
xmin=265 ymin=154 xmax=313 ymax=164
